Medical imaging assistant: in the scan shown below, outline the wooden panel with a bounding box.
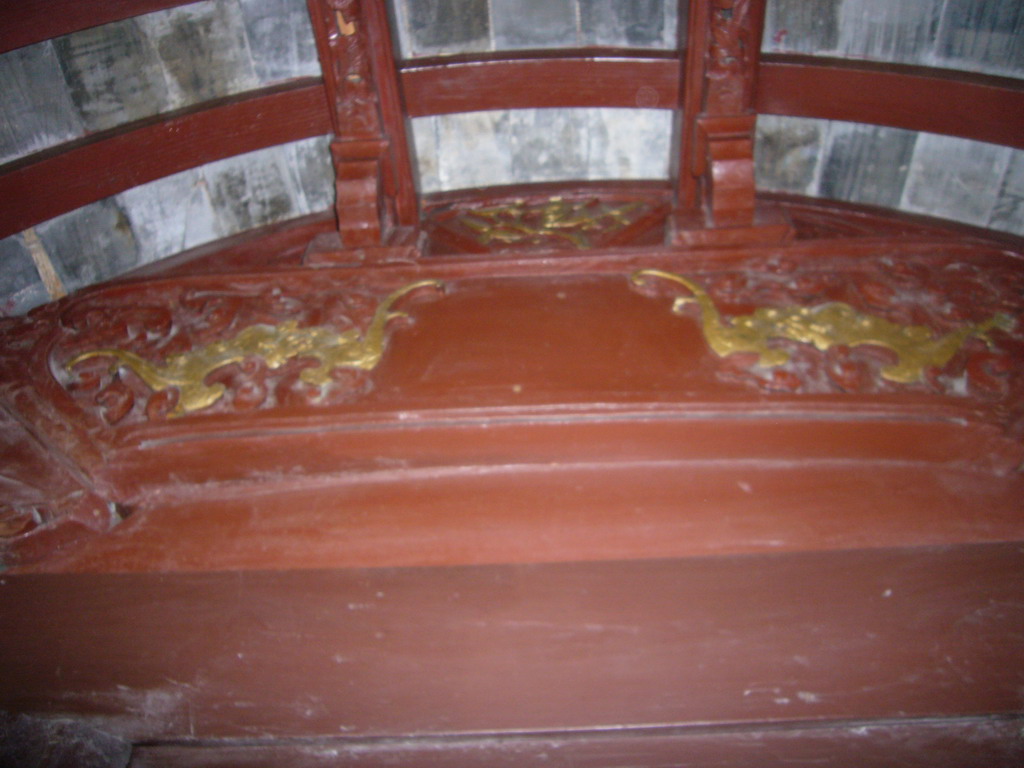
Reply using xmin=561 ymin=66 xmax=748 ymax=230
xmin=130 ymin=717 xmax=1024 ymax=767
xmin=757 ymin=55 xmax=1024 ymax=150
xmin=0 ymin=0 xmax=203 ymax=55
xmin=2 ymin=544 xmax=1022 ymax=741
xmin=400 ymin=52 xmax=680 ymax=116
xmin=0 ymin=79 xmax=332 ymax=239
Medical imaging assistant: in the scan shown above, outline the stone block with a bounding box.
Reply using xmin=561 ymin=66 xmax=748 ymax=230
xmin=0 ymin=42 xmax=84 ymax=165
xmin=138 ymin=0 xmax=259 ymax=109
xmin=396 ymin=0 xmax=491 ymax=58
xmin=53 ymin=19 xmax=171 ymax=133
xmin=900 ymin=133 xmax=1012 ymax=227
xmin=988 ymin=149 xmax=1024 ymax=236
xmin=578 ymin=0 xmax=677 ymax=49
xmin=762 ymin=0 xmax=841 ymax=53
xmin=506 ymin=109 xmax=591 ymax=183
xmin=937 ymin=0 xmax=1024 ymax=78
xmin=410 ymin=116 xmax=442 ymax=193
xmin=37 ymin=200 xmax=140 ymax=292
xmin=240 ymin=0 xmax=321 ymax=84
xmin=288 ymin=135 xmax=335 ymax=214
xmin=203 ymin=145 xmax=301 ymax=235
xmin=837 ymin=0 xmax=943 ymax=66
xmin=755 ymin=115 xmax=826 ymax=195
xmin=491 ymin=0 xmax=576 ymax=50
xmin=117 ymin=169 xmax=220 ymax=265
xmin=819 ymin=123 xmax=916 ymax=208
xmin=432 ymin=111 xmax=515 ymax=190
xmin=0 ymin=235 xmax=48 ymax=316
xmin=586 ymin=108 xmax=671 ymax=180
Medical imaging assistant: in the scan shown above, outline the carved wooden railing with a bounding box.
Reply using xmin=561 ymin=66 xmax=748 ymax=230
xmin=1 ymin=0 xmax=1022 ymax=245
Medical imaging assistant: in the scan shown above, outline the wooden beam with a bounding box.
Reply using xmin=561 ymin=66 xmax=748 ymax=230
xmin=0 ymin=79 xmax=332 ymax=239
xmin=400 ymin=51 xmax=680 ymax=116
xmin=0 ymin=0 xmax=204 ymax=55
xmin=757 ymin=55 xmax=1024 ymax=150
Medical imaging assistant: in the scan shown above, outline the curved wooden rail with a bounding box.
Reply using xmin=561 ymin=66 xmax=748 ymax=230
xmin=400 ymin=50 xmax=681 ymax=116
xmin=757 ymin=54 xmax=1024 ymax=151
xmin=0 ymin=79 xmax=332 ymax=240
xmin=0 ymin=0 xmax=203 ymax=55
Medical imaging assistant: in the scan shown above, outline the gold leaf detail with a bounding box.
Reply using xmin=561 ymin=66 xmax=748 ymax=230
xmin=65 ymin=280 xmax=443 ymax=417
xmin=631 ymin=269 xmax=1013 ymax=383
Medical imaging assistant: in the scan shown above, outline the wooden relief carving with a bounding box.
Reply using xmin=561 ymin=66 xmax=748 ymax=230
xmin=631 ymin=266 xmax=1022 ymax=398
xmin=453 ymin=198 xmax=651 ymax=250
xmin=704 ymin=0 xmax=756 ymax=115
xmin=57 ymin=280 xmax=444 ymax=424
xmin=324 ymin=0 xmax=381 ymax=137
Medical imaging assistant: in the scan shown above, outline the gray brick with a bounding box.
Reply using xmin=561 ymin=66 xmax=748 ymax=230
xmin=410 ymin=117 xmax=442 ymax=193
xmin=0 ymin=42 xmax=84 ymax=164
xmin=117 ymin=169 xmax=220 ymax=264
xmin=397 ymin=0 xmax=491 ymax=57
xmin=138 ymin=0 xmax=259 ymax=108
xmin=506 ymin=109 xmax=590 ymax=183
xmin=54 ymin=19 xmax=172 ymax=132
xmin=819 ymin=124 xmax=916 ymax=208
xmin=988 ymin=149 xmax=1024 ymax=236
xmin=937 ymin=0 xmax=1024 ymax=77
xmin=434 ymin=111 xmax=514 ymax=189
xmin=203 ymin=145 xmax=300 ymax=235
xmin=578 ymin=0 xmax=677 ymax=49
xmin=492 ymin=0 xmax=576 ymax=50
xmin=239 ymin=0 xmax=320 ymax=84
xmin=762 ymin=0 xmax=841 ymax=53
xmin=836 ymin=0 xmax=943 ymax=66
xmin=755 ymin=115 xmax=826 ymax=195
xmin=586 ymin=108 xmax=671 ymax=180
xmin=288 ymin=136 xmax=335 ymax=214
xmin=900 ymin=133 xmax=1011 ymax=226
xmin=0 ymin=235 xmax=49 ymax=316
xmin=37 ymin=200 xmax=140 ymax=292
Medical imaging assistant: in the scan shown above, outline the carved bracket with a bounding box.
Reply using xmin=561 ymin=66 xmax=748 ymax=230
xmin=308 ymin=0 xmax=418 ymax=247
xmin=674 ymin=0 xmax=791 ymax=245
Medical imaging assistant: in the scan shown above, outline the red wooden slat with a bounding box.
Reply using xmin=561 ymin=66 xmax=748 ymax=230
xmin=400 ymin=51 xmax=681 ymax=116
xmin=0 ymin=0 xmax=204 ymax=55
xmin=0 ymin=79 xmax=332 ymax=239
xmin=757 ymin=54 xmax=1024 ymax=150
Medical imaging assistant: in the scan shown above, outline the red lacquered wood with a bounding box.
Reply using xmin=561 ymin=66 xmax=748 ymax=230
xmin=0 ymin=0 xmax=202 ymax=55
xmin=757 ymin=55 xmax=1024 ymax=150
xmin=0 ymin=79 xmax=332 ymax=239
xmin=400 ymin=51 xmax=680 ymax=116
xmin=362 ymin=0 xmax=418 ymax=226
xmin=130 ymin=717 xmax=1024 ymax=767
xmin=3 ymin=544 xmax=1023 ymax=740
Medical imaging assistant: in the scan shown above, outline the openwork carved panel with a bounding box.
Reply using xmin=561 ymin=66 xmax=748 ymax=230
xmin=631 ymin=263 xmax=1024 ymax=402
xmin=54 ymin=279 xmax=444 ymax=425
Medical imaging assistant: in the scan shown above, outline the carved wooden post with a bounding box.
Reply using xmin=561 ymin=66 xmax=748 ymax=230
xmin=673 ymin=0 xmax=791 ymax=246
xmin=306 ymin=0 xmax=419 ymax=253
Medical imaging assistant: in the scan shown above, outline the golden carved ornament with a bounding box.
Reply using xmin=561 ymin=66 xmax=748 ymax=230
xmin=631 ymin=269 xmax=1014 ymax=384
xmin=65 ymin=280 xmax=444 ymax=417
xmin=458 ymin=197 xmax=642 ymax=249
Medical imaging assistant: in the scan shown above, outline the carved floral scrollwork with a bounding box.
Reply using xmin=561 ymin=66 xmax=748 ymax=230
xmin=58 ymin=280 xmax=444 ymax=424
xmin=631 ymin=267 xmax=1022 ymax=399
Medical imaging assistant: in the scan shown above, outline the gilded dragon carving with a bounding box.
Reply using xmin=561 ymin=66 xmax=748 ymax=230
xmin=631 ymin=269 xmax=1014 ymax=384
xmin=65 ymin=280 xmax=443 ymax=417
